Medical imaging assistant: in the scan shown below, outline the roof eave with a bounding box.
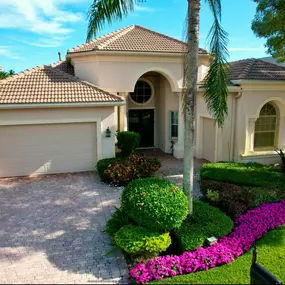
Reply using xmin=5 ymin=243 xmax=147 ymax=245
xmin=231 ymin=79 xmax=285 ymax=85
xmin=0 ymin=101 xmax=125 ymax=109
xmin=67 ymin=49 xmax=209 ymax=58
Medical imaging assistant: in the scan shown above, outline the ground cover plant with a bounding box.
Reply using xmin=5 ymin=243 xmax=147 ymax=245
xmin=129 ymin=199 xmax=285 ymax=283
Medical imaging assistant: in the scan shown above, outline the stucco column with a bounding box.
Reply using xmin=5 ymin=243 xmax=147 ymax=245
xmin=119 ymin=92 xmax=129 ymax=131
xmin=246 ymin=117 xmax=257 ymax=153
xmin=174 ymin=93 xmax=184 ymax=158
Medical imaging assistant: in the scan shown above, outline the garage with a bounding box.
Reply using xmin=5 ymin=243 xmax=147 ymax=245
xmin=0 ymin=123 xmax=98 ymax=177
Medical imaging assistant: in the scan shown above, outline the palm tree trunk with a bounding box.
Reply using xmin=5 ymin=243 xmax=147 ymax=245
xmin=183 ymin=0 xmax=200 ymax=215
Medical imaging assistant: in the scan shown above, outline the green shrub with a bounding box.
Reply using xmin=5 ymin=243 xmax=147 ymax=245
xmin=276 ymin=149 xmax=285 ymax=174
xmin=116 ymin=131 xmax=141 ymax=157
xmin=104 ymin=153 xmax=161 ymax=186
xmin=206 ymin=189 xmax=220 ymax=204
xmin=104 ymin=207 xmax=132 ymax=237
xmin=200 ymin=162 xmax=285 ymax=189
xmin=122 ymin=178 xmax=188 ymax=231
xmin=96 ymin=158 xmax=119 ymax=181
xmin=114 ymin=225 xmax=171 ymax=257
xmin=176 ymin=200 xmax=234 ymax=251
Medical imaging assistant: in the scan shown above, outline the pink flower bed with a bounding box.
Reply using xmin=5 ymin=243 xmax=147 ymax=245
xmin=129 ymin=199 xmax=285 ymax=284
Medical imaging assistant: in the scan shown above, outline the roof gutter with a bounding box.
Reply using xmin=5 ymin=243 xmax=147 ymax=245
xmin=231 ymin=79 xmax=285 ymax=85
xmin=67 ymin=50 xmax=209 ymax=58
xmin=0 ymin=101 xmax=125 ymax=109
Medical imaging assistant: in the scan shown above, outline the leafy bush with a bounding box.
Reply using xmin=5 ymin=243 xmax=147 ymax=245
xmin=200 ymin=162 xmax=285 ymax=189
xmin=206 ymin=189 xmax=220 ymax=205
xmin=176 ymin=200 xmax=234 ymax=251
xmin=114 ymin=225 xmax=171 ymax=257
xmin=129 ymin=199 xmax=285 ymax=284
xmin=276 ymin=149 xmax=285 ymax=174
xmin=202 ymin=180 xmax=285 ymax=218
xmin=96 ymin=157 xmax=119 ymax=182
xmin=104 ymin=153 xmax=161 ymax=186
xmin=121 ymin=178 xmax=188 ymax=231
xmin=116 ymin=131 xmax=141 ymax=157
xmin=105 ymin=207 xmax=132 ymax=237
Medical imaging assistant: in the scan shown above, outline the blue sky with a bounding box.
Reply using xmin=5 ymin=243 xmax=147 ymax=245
xmin=0 ymin=0 xmax=269 ymax=73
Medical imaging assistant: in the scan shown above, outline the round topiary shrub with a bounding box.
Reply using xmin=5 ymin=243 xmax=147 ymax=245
xmin=121 ymin=178 xmax=189 ymax=231
xmin=114 ymin=224 xmax=171 ymax=257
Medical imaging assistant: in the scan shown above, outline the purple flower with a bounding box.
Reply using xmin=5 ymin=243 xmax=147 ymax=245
xmin=129 ymin=199 xmax=285 ymax=284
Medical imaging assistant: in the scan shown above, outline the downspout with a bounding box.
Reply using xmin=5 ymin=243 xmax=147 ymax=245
xmin=230 ymin=89 xmax=243 ymax=161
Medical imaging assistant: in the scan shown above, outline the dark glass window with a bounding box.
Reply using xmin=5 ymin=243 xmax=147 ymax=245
xmin=130 ymin=80 xmax=152 ymax=104
xmin=170 ymin=111 xmax=178 ymax=138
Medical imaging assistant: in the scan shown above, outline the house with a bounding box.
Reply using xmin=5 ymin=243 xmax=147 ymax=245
xmin=0 ymin=25 xmax=285 ymax=178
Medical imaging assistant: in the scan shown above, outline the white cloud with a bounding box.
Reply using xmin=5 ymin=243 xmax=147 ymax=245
xmin=0 ymin=0 xmax=83 ymax=35
xmin=0 ymin=46 xmax=20 ymax=59
xmin=23 ymin=36 xmax=70 ymax=48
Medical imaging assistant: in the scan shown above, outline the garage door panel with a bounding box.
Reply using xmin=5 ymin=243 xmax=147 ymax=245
xmin=0 ymin=123 xmax=97 ymax=177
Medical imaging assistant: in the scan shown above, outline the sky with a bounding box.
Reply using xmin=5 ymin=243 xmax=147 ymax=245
xmin=0 ymin=0 xmax=269 ymax=73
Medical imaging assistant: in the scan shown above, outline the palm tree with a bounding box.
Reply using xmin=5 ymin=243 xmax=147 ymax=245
xmin=87 ymin=0 xmax=229 ymax=215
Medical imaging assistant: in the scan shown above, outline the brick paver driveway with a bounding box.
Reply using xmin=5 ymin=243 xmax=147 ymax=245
xmin=0 ymin=172 xmax=128 ymax=284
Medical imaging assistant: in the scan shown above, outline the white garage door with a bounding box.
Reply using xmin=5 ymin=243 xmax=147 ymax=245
xmin=0 ymin=123 xmax=97 ymax=178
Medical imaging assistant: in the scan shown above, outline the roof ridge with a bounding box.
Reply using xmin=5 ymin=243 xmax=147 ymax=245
xmin=132 ymin=24 xmax=187 ymax=47
xmin=237 ymin=58 xmax=256 ymax=79
xmin=97 ymin=25 xmax=135 ymax=50
xmin=68 ymin=25 xmax=133 ymax=53
xmin=0 ymin=65 xmax=44 ymax=85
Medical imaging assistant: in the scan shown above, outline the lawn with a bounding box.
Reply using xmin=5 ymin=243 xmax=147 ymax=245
xmin=151 ymin=225 xmax=285 ymax=284
xmin=200 ymin=162 xmax=285 ymax=189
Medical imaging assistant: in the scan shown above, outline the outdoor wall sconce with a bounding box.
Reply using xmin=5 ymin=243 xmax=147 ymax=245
xmin=105 ymin=127 xmax=111 ymax=138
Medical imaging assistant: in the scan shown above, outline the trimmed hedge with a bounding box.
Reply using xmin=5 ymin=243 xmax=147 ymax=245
xmin=122 ymin=178 xmax=188 ymax=231
xmin=96 ymin=157 xmax=119 ymax=182
xmin=114 ymin=225 xmax=171 ymax=257
xmin=176 ymin=200 xmax=234 ymax=251
xmin=200 ymin=162 xmax=285 ymax=189
xmin=116 ymin=131 xmax=141 ymax=157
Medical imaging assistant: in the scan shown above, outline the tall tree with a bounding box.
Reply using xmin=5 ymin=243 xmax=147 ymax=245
xmin=87 ymin=0 xmax=229 ymax=214
xmin=252 ymin=0 xmax=285 ymax=62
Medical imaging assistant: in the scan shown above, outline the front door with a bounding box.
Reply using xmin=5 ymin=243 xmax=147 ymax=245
xmin=129 ymin=110 xmax=154 ymax=147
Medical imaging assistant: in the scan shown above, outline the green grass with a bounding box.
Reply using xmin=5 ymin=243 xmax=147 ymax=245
xmin=151 ymin=225 xmax=285 ymax=284
xmin=200 ymin=162 xmax=285 ymax=189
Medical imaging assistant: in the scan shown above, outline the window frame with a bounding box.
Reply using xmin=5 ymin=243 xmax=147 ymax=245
xmin=129 ymin=78 xmax=154 ymax=105
xmin=254 ymin=103 xmax=279 ymax=151
xmin=170 ymin=110 xmax=179 ymax=139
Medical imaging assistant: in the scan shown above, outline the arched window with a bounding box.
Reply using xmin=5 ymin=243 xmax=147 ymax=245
xmin=130 ymin=79 xmax=153 ymax=104
xmin=254 ymin=103 xmax=278 ymax=150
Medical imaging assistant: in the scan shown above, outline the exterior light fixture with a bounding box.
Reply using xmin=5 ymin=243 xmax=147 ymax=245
xmin=206 ymin=236 xmax=218 ymax=246
xmin=105 ymin=127 xmax=111 ymax=138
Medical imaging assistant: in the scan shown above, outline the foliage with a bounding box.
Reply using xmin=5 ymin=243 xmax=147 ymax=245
xmin=252 ymin=0 xmax=285 ymax=62
xmin=121 ymin=178 xmax=188 ymax=231
xmin=104 ymin=207 xmax=132 ymax=237
xmin=276 ymin=149 xmax=285 ymax=174
xmin=129 ymin=199 xmax=285 ymax=283
xmin=206 ymin=189 xmax=220 ymax=204
xmin=200 ymin=162 xmax=285 ymax=189
xmin=0 ymin=69 xmax=15 ymax=80
xmin=96 ymin=157 xmax=119 ymax=182
xmin=151 ymin=225 xmax=285 ymax=284
xmin=114 ymin=224 xmax=171 ymax=257
xmin=116 ymin=131 xmax=141 ymax=157
xmin=176 ymin=200 xmax=233 ymax=251
xmin=104 ymin=153 xmax=161 ymax=186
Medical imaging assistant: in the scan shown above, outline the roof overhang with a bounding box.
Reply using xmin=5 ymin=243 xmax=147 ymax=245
xmin=230 ymin=79 xmax=285 ymax=91
xmin=67 ymin=50 xmax=209 ymax=58
xmin=0 ymin=101 xmax=125 ymax=109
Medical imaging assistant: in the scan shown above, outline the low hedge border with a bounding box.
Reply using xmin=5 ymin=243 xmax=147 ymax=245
xmin=129 ymin=199 xmax=285 ymax=284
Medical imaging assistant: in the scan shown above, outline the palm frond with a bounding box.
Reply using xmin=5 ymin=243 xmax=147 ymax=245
xmin=203 ymin=0 xmax=229 ymax=127
xmin=87 ymin=0 xmax=137 ymax=42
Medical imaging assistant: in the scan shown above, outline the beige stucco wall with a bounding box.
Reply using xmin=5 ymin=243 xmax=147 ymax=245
xmin=0 ymin=106 xmax=116 ymax=160
xmin=69 ymin=53 xmax=210 ymax=93
xmin=196 ymin=92 xmax=235 ymax=162
xmin=234 ymin=84 xmax=285 ymax=164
